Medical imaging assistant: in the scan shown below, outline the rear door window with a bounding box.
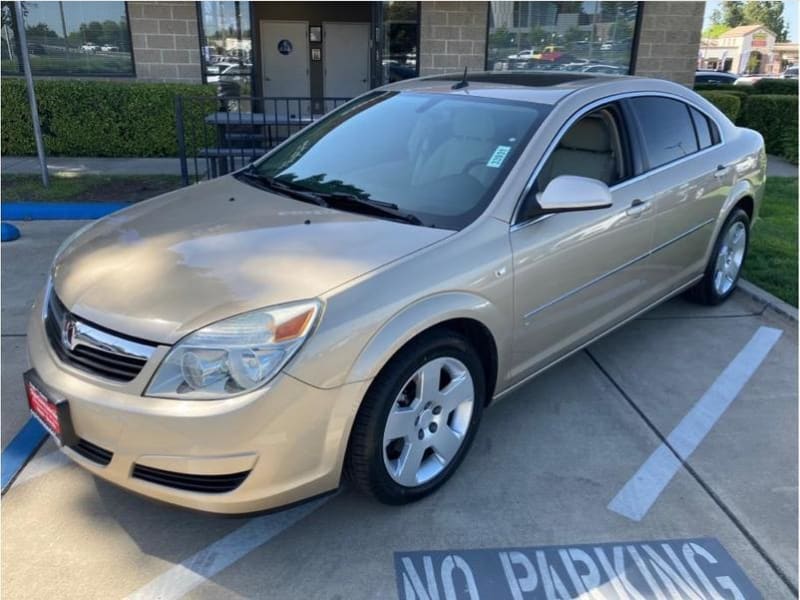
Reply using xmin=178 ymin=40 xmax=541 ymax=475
xmin=628 ymin=97 xmax=699 ymax=169
xmin=690 ymin=107 xmax=714 ymax=149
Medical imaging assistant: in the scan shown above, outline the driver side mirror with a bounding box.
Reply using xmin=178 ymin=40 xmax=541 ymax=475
xmin=536 ymin=175 xmax=613 ymax=213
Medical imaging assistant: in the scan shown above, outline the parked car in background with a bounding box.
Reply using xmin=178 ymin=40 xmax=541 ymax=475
xmin=100 ymin=44 xmax=119 ymax=52
xmin=734 ymin=75 xmax=765 ymax=86
xmin=507 ymin=49 xmax=536 ymax=60
xmin=80 ymin=43 xmax=98 ymax=53
xmin=694 ymin=70 xmax=739 ymax=85
xmin=26 ymin=72 xmax=765 ymax=514
xmin=781 ymin=66 xmax=798 ymax=79
xmin=581 ymin=64 xmax=627 ymax=74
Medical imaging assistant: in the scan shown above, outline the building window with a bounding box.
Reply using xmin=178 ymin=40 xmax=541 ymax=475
xmin=198 ymin=1 xmax=253 ymax=104
xmin=487 ymin=1 xmax=639 ymax=76
xmin=380 ymin=1 xmax=419 ymax=85
xmin=1 ymin=1 xmax=133 ymax=76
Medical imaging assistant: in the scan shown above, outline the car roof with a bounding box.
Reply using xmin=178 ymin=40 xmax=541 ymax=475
xmin=382 ymin=71 xmax=643 ymax=105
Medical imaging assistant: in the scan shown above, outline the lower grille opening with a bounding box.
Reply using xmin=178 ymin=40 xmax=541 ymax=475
xmin=131 ymin=464 xmax=250 ymax=494
xmin=71 ymin=438 xmax=113 ymax=466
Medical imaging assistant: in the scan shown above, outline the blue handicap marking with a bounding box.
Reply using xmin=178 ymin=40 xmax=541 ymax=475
xmin=1 ymin=417 xmax=48 ymax=494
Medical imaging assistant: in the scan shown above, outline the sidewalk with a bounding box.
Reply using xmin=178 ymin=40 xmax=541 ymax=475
xmin=767 ymin=154 xmax=798 ymax=177
xmin=1 ymin=156 xmax=183 ymax=176
xmin=3 ymin=154 xmax=796 ymax=178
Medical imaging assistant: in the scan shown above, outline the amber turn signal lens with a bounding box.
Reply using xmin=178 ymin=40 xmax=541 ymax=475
xmin=274 ymin=308 xmax=315 ymax=342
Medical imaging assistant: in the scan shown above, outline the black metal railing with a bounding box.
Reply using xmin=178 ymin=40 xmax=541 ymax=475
xmin=175 ymin=95 xmax=351 ymax=185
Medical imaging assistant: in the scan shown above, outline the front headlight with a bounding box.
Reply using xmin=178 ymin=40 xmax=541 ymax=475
xmin=146 ymin=300 xmax=321 ymax=399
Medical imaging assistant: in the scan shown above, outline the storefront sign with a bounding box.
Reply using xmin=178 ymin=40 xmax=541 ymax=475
xmin=395 ymin=537 xmax=760 ymax=599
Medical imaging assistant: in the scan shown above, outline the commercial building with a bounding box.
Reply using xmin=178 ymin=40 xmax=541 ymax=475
xmin=699 ymin=24 xmax=799 ymax=75
xmin=2 ymin=1 xmax=706 ymax=108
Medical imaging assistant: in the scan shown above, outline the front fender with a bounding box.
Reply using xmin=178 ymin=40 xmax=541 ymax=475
xmin=346 ymin=291 xmax=510 ymax=385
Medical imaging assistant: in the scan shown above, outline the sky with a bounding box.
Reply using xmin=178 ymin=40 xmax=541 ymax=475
xmin=703 ymin=0 xmax=799 ymax=41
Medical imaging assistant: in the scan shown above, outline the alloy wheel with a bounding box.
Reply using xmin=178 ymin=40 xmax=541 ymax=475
xmin=713 ymin=221 xmax=747 ymax=296
xmin=382 ymin=357 xmax=475 ymax=487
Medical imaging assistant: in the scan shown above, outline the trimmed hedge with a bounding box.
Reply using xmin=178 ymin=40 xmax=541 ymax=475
xmin=752 ymin=78 xmax=799 ymax=95
xmin=739 ymin=94 xmax=798 ymax=163
xmin=694 ymin=80 xmax=798 ymax=96
xmin=693 ymin=83 xmax=752 ymax=94
xmin=698 ymin=91 xmax=742 ymax=122
xmin=1 ymin=79 xmax=216 ymax=157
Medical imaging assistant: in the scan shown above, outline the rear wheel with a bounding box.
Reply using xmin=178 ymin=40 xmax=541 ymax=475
xmin=686 ymin=208 xmax=750 ymax=305
xmin=345 ymin=331 xmax=485 ymax=504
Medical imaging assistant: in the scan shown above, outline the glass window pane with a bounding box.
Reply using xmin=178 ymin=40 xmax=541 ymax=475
xmin=630 ymin=97 xmax=699 ymax=169
xmin=199 ymin=1 xmax=253 ymax=106
xmin=252 ymin=92 xmax=550 ymax=230
xmin=690 ymin=107 xmax=713 ymax=149
xmin=1 ymin=3 xmax=20 ymax=74
xmin=3 ymin=1 xmax=134 ymax=76
xmin=380 ymin=2 xmax=419 ymax=85
xmin=488 ymin=1 xmax=638 ymax=76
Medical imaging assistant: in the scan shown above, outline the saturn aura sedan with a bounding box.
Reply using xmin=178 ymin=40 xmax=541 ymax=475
xmin=25 ymin=72 xmax=765 ymax=513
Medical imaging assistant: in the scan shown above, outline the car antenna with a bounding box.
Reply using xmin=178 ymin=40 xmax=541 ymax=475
xmin=451 ymin=67 xmax=469 ymax=90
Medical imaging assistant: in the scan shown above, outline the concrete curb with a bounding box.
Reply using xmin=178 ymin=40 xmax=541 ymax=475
xmin=739 ymin=279 xmax=798 ymax=321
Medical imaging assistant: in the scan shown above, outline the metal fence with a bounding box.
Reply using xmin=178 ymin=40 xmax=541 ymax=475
xmin=175 ymin=95 xmax=352 ymax=185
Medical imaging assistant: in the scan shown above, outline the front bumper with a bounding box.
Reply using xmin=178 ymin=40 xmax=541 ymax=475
xmin=26 ymin=291 xmax=369 ymax=514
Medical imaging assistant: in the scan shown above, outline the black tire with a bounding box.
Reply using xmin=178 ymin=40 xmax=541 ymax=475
xmin=344 ymin=329 xmax=485 ymax=504
xmin=686 ymin=208 xmax=750 ymax=305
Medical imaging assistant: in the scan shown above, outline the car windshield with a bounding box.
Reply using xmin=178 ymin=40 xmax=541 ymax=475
xmin=247 ymin=91 xmax=550 ymax=229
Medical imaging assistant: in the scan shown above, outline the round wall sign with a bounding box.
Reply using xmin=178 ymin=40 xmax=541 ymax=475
xmin=277 ymin=39 xmax=293 ymax=55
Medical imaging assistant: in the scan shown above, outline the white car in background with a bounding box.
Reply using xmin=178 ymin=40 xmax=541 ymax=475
xmin=100 ymin=45 xmax=119 ymax=52
xmin=81 ymin=43 xmax=98 ymax=53
xmin=507 ymin=49 xmax=535 ymax=60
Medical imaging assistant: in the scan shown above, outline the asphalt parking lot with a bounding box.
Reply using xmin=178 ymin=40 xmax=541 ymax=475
xmin=2 ymin=221 xmax=797 ymax=600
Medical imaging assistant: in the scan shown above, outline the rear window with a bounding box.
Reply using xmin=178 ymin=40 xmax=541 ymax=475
xmin=629 ymin=97 xmax=699 ymax=169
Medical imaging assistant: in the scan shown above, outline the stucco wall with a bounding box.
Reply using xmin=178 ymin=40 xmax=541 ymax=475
xmin=419 ymin=1 xmax=488 ymax=76
xmin=128 ymin=2 xmax=203 ymax=83
xmin=633 ymin=1 xmax=705 ymax=86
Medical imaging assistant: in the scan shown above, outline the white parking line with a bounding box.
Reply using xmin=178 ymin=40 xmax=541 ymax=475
xmin=13 ymin=449 xmax=72 ymax=486
xmin=608 ymin=326 xmax=783 ymax=522
xmin=125 ymin=494 xmax=335 ymax=600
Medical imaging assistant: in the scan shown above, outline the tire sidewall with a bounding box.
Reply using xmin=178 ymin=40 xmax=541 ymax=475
xmin=365 ymin=333 xmax=486 ymax=503
xmin=704 ymin=209 xmax=750 ymax=305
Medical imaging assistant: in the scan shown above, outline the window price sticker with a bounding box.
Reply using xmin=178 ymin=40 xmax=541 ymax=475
xmin=487 ymin=145 xmax=511 ymax=168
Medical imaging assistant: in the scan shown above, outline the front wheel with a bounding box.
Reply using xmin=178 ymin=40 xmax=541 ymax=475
xmin=344 ymin=331 xmax=485 ymax=504
xmin=686 ymin=208 xmax=750 ymax=305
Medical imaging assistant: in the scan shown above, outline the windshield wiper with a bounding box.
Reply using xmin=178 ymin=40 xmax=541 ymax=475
xmin=313 ymin=191 xmax=423 ymax=226
xmin=236 ymin=170 xmax=329 ymax=207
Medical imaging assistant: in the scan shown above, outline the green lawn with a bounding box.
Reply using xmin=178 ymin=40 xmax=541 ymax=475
xmin=743 ymin=177 xmax=798 ymax=306
xmin=1 ymin=174 xmax=183 ymax=203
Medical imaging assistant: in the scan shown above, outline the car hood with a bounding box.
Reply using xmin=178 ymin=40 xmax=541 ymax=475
xmin=52 ymin=176 xmax=451 ymax=343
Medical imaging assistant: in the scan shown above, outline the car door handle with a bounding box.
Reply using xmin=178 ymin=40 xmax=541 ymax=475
xmin=714 ymin=164 xmax=730 ymax=178
xmin=626 ymin=198 xmax=650 ymax=217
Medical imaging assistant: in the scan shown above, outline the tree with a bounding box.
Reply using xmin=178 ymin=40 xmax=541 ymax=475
xmin=710 ymin=1 xmax=788 ymax=42
xmin=703 ymin=23 xmax=731 ymax=38
xmin=742 ymin=1 xmax=788 ymax=41
xmin=710 ymin=1 xmax=745 ymax=27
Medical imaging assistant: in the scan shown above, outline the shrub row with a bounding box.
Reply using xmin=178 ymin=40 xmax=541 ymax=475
xmin=697 ymin=91 xmax=742 ymax=122
xmin=694 ymin=78 xmax=798 ymax=95
xmin=1 ymin=79 xmax=216 ymax=157
xmin=698 ymin=91 xmax=798 ymax=163
xmin=739 ymin=94 xmax=798 ymax=163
